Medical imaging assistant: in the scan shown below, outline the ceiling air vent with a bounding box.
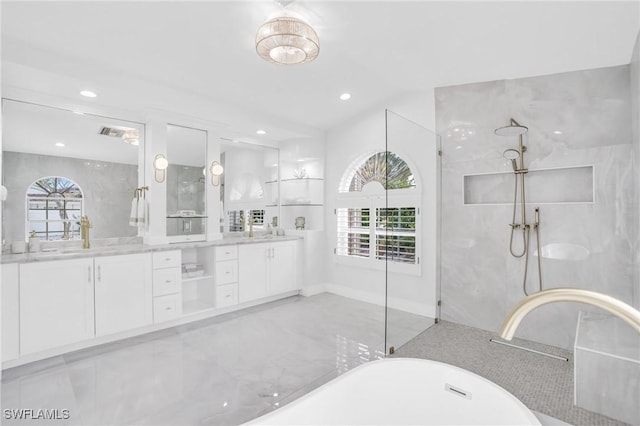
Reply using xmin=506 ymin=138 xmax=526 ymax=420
xmin=98 ymin=127 xmax=126 ymax=138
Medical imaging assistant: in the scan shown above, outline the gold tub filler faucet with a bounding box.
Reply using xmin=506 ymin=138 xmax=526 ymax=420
xmin=80 ymin=215 xmax=92 ymax=249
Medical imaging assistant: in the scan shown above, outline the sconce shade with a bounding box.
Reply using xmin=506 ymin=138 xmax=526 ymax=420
xmin=256 ymin=15 xmax=319 ymax=65
xmin=210 ymin=161 xmax=224 ymax=186
xmin=154 ymin=154 xmax=168 ymax=183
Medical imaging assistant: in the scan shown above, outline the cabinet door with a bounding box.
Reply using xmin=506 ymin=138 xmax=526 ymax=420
xmin=20 ymin=258 xmax=95 ymax=355
xmin=269 ymin=241 xmax=298 ymax=295
xmin=95 ymin=253 xmax=152 ymax=336
xmin=238 ymin=244 xmax=268 ymax=303
xmin=2 ymin=263 xmax=20 ymax=361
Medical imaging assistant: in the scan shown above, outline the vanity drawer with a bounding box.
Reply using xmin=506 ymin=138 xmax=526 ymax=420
xmin=153 ymin=294 xmax=182 ymax=323
xmin=215 ymin=260 xmax=237 ymax=285
xmin=216 ymin=283 xmax=238 ymax=308
xmin=153 ymin=268 xmax=181 ymax=296
xmin=153 ymin=250 xmax=181 ymax=269
xmin=215 ymin=245 xmax=238 ymax=261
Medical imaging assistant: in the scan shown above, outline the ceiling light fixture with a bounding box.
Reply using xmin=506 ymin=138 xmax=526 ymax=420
xmin=55 ymin=142 xmax=65 ymax=147
xmin=256 ymin=129 xmax=267 ymax=135
xmin=122 ymin=129 xmax=140 ymax=146
xmin=255 ymin=13 xmax=319 ymax=65
xmin=80 ymin=90 xmax=97 ymax=98
xmin=340 ymin=93 xmax=351 ymax=101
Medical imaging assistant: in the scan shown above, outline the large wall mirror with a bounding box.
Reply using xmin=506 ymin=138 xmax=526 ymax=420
xmin=2 ymin=99 xmax=144 ymax=244
xmin=220 ymin=141 xmax=279 ymax=234
xmin=166 ymin=124 xmax=207 ymax=240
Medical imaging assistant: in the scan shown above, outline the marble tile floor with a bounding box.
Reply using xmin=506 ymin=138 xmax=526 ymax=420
xmin=394 ymin=320 xmax=632 ymax=426
xmin=1 ymin=293 xmax=432 ymax=426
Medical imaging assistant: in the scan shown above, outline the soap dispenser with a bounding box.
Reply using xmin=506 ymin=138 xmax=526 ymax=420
xmin=28 ymin=231 xmax=40 ymax=253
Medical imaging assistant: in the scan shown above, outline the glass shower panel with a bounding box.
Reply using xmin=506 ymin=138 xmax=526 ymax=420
xmin=384 ymin=109 xmax=440 ymax=355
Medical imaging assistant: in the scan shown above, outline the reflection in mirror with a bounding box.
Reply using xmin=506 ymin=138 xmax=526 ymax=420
xmin=220 ymin=141 xmax=279 ymax=234
xmin=166 ymin=124 xmax=207 ymax=239
xmin=1 ymin=99 xmax=143 ymax=244
xmin=27 ymin=177 xmax=84 ymax=240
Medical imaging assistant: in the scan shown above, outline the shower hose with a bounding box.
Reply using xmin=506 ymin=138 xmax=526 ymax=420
xmin=508 ymin=172 xmax=543 ymax=296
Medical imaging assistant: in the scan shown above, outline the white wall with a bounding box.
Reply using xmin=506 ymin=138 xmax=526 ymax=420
xmin=323 ymin=90 xmax=438 ymax=318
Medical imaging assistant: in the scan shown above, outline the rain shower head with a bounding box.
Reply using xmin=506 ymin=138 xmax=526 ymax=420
xmin=503 ymin=149 xmax=520 ymax=171
xmin=495 ymin=119 xmax=528 ymax=136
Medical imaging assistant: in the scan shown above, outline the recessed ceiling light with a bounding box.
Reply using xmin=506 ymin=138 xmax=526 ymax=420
xmin=55 ymin=142 xmax=65 ymax=147
xmin=553 ymin=130 xmax=563 ymax=135
xmin=256 ymin=129 xmax=267 ymax=135
xmin=339 ymin=93 xmax=351 ymax=101
xmin=80 ymin=90 xmax=97 ymax=98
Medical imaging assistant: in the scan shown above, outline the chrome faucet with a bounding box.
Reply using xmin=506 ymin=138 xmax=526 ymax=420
xmin=80 ymin=215 xmax=92 ymax=249
xmin=499 ymin=288 xmax=640 ymax=340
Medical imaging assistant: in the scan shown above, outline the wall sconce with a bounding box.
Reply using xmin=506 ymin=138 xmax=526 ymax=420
xmin=210 ymin=161 xmax=224 ymax=186
xmin=154 ymin=154 xmax=169 ymax=183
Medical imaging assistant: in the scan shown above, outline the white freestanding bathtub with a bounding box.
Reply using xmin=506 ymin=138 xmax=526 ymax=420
xmin=247 ymin=358 xmax=541 ymax=425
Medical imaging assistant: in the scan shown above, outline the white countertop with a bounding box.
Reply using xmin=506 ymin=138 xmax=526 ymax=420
xmin=1 ymin=235 xmax=301 ymax=264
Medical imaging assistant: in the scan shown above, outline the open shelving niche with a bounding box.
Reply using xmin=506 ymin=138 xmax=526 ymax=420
xmin=267 ymin=177 xmax=325 ymax=230
xmin=181 ymin=246 xmax=216 ymax=315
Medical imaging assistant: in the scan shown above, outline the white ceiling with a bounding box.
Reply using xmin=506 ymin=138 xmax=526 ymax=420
xmin=3 ymin=99 xmax=142 ymax=165
xmin=2 ymin=1 xmax=639 ymax=142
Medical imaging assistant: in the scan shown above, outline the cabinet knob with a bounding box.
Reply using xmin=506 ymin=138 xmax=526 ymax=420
xmin=165 ymin=306 xmax=172 ymax=311
xmin=225 ymin=294 xmax=231 ymax=298
xmin=165 ymin=280 xmax=172 ymax=284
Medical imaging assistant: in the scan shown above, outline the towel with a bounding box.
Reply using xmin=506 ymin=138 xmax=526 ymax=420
xmin=129 ymin=191 xmax=149 ymax=231
xmin=137 ymin=197 xmax=149 ymax=231
xmin=129 ymin=197 xmax=139 ymax=227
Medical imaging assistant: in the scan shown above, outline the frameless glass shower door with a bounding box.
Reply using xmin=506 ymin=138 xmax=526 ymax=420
xmin=384 ymin=109 xmax=440 ymax=355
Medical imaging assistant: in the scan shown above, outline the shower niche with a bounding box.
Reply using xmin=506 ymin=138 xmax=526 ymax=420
xmin=463 ymin=165 xmax=594 ymax=205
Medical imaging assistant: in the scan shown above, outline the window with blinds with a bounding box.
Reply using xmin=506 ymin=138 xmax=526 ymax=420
xmin=335 ymin=151 xmax=420 ymax=273
xmin=336 ymin=208 xmax=370 ymax=258
xmin=375 ymin=207 xmax=416 ymax=264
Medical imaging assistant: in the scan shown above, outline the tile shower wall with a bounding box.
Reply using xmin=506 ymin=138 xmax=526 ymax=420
xmin=436 ymin=65 xmax=634 ymax=349
xmin=2 ymin=151 xmax=138 ymax=243
xmin=632 ymin=31 xmax=639 ymax=310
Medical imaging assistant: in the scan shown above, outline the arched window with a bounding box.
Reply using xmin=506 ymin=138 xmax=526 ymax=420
xmin=336 ymin=151 xmax=420 ymax=274
xmin=26 ymin=177 xmax=84 ymax=241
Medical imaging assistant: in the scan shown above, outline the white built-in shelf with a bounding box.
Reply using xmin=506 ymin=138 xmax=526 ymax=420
xmin=281 ymin=177 xmax=324 ymax=182
xmin=282 ymin=203 xmax=323 ymax=207
xmin=167 ymin=215 xmax=207 ymax=219
xmin=181 ymin=274 xmax=214 ymax=283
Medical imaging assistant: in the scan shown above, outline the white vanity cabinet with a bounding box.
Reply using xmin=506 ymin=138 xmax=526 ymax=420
xmin=238 ymin=240 xmax=298 ymax=304
xmin=19 ymin=258 xmax=95 ymax=355
xmin=2 ymin=263 xmax=20 ymax=361
xmin=214 ymin=245 xmax=239 ymax=308
xmin=152 ymin=250 xmax=182 ymax=323
xmin=94 ymin=253 xmax=153 ymax=336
